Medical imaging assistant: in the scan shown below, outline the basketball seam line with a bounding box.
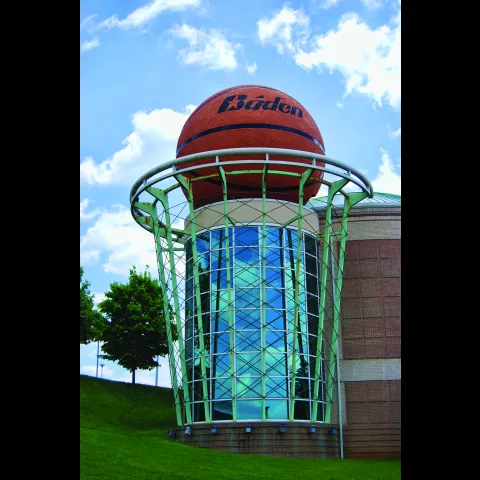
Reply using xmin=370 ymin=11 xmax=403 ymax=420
xmin=176 ymin=123 xmax=326 ymax=156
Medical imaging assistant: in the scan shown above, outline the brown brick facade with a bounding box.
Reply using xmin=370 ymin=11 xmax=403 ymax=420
xmin=342 ymin=240 xmax=401 ymax=361
xmin=341 ymin=238 xmax=401 ymax=459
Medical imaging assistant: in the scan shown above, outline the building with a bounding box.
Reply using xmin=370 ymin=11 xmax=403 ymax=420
xmin=130 ymin=149 xmax=400 ymax=459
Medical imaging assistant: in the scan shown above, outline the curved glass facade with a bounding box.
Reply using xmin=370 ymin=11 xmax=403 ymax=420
xmin=184 ymin=225 xmax=326 ymax=423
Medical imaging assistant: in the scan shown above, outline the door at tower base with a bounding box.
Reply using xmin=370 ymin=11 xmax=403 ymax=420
xmin=183 ymin=225 xmax=331 ymax=423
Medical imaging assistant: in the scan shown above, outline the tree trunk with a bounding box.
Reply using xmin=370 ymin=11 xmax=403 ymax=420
xmin=132 ymin=369 xmax=136 ymax=384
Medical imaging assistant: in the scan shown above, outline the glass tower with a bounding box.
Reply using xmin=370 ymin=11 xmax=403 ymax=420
xmin=184 ymin=225 xmax=326 ymax=423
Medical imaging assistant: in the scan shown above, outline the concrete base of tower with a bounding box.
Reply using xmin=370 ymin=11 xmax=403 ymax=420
xmin=170 ymin=422 xmax=341 ymax=458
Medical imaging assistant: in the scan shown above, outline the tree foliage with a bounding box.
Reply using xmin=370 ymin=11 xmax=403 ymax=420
xmin=98 ymin=266 xmax=177 ymax=384
xmin=80 ymin=266 xmax=104 ymax=344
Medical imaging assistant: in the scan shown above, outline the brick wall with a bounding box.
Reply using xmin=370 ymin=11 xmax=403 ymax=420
xmin=342 ymin=239 xmax=401 ymax=361
xmin=340 ymin=238 xmax=401 ymax=458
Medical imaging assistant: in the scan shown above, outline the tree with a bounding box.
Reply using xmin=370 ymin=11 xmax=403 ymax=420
xmin=98 ymin=266 xmax=177 ymax=384
xmin=80 ymin=266 xmax=104 ymax=344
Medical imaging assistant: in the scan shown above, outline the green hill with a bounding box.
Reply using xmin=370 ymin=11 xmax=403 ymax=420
xmin=80 ymin=375 xmax=400 ymax=480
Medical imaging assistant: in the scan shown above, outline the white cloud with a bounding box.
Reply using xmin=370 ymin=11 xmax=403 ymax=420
xmin=387 ymin=124 xmax=401 ymax=138
xmin=80 ymin=37 xmax=100 ymax=53
xmin=294 ymin=10 xmax=400 ymax=109
xmin=93 ymin=293 xmax=106 ymax=306
xmin=320 ymin=0 xmax=343 ymax=9
xmin=80 ymin=14 xmax=98 ymax=30
xmin=362 ymin=0 xmax=383 ymax=9
xmin=257 ymin=6 xmax=310 ymax=54
xmin=80 ymin=105 xmax=194 ymax=186
xmin=371 ymin=148 xmax=401 ymax=194
xmin=258 ymin=3 xmax=400 ymax=109
xmin=80 ymin=203 xmax=158 ymax=275
xmin=97 ymin=0 xmax=201 ymax=30
xmin=336 ymin=101 xmax=344 ymax=108
xmin=246 ymin=61 xmax=257 ymax=74
xmin=80 ymin=198 xmax=100 ymax=220
xmin=82 ymin=364 xmax=114 ymax=378
xmin=171 ymin=24 xmax=240 ymax=71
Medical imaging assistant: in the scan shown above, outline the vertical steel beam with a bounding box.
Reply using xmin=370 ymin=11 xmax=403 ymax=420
xmin=176 ymin=176 xmax=211 ymax=423
xmin=145 ymin=187 xmax=193 ymax=425
xmin=133 ymin=199 xmax=183 ymax=426
xmin=288 ymin=169 xmax=312 ymax=421
xmin=218 ymin=165 xmax=237 ymax=421
xmin=310 ymin=179 xmax=348 ymax=423
xmin=325 ymin=191 xmax=368 ymax=423
xmin=261 ymin=162 xmax=268 ymax=421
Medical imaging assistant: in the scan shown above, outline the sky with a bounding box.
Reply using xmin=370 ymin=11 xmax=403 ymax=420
xmin=80 ymin=0 xmax=401 ymax=387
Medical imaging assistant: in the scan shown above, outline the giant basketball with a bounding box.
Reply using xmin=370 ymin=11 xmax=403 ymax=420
xmin=176 ymin=85 xmax=325 ymax=207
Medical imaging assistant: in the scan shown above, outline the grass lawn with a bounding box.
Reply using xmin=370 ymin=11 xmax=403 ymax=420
xmin=80 ymin=375 xmax=400 ymax=480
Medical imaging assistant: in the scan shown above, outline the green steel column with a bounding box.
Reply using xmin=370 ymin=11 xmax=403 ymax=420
xmin=310 ymin=179 xmax=349 ymax=423
xmin=177 ymin=176 xmax=211 ymax=423
xmin=261 ymin=163 xmax=268 ymax=421
xmin=218 ymin=166 xmax=237 ymax=421
xmin=325 ymin=191 xmax=368 ymax=423
xmin=133 ymin=199 xmax=183 ymax=426
xmin=288 ymin=169 xmax=312 ymax=421
xmin=145 ymin=187 xmax=193 ymax=426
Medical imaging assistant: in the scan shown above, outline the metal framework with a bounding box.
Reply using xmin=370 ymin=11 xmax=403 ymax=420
xmin=130 ymin=147 xmax=373 ymax=426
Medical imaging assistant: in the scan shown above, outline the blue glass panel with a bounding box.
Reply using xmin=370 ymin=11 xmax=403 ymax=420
xmin=236 ymin=377 xmax=262 ymax=398
xmin=265 ymin=377 xmax=288 ymax=398
xmin=211 ymin=268 xmax=233 ymax=290
xmin=236 ymin=309 xmax=260 ymax=329
xmin=212 ymin=354 xmax=231 ymax=377
xmin=284 ymin=229 xmax=304 ymax=251
xmin=211 ymin=228 xmax=233 ymax=249
xmin=236 ymin=330 xmax=261 ymax=352
xmin=265 ymin=399 xmax=288 ymax=419
xmin=236 ymin=268 xmax=261 ymax=288
xmin=265 ymin=248 xmax=282 ymax=267
xmin=211 ymin=249 xmax=232 ymax=270
xmin=196 ymin=234 xmax=210 ymax=254
xmin=211 ymin=333 xmax=230 ymax=354
xmin=265 ymin=330 xmax=286 ymax=351
xmin=265 ymin=267 xmax=283 ymax=288
xmin=265 ymin=353 xmax=287 ymax=376
xmin=197 ymin=252 xmax=210 ymax=270
xmin=235 ymin=288 xmax=260 ymax=309
xmin=234 ymin=247 xmax=259 ymax=267
xmin=210 ymin=311 xmax=229 ymax=332
xmin=237 ymin=400 xmax=263 ymax=420
xmin=235 ymin=227 xmax=259 ymax=247
xmin=212 ymin=401 xmax=233 ymax=420
xmin=265 ymin=309 xmax=286 ymax=330
xmin=211 ymin=290 xmax=230 ymax=311
xmin=265 ymin=227 xmax=282 ymax=247
xmin=236 ymin=353 xmax=262 ymax=376
xmin=212 ymin=378 xmax=232 ymax=399
xmin=266 ymin=289 xmax=285 ymax=309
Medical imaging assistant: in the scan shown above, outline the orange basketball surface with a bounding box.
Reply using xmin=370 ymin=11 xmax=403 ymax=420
xmin=175 ymin=85 xmax=325 ymax=207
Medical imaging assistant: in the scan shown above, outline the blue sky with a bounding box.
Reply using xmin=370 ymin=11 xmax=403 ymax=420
xmin=80 ymin=0 xmax=401 ymax=386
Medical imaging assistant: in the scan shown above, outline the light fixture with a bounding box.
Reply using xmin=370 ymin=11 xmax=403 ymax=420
xmin=245 ymin=425 xmax=252 ymax=433
xmin=211 ymin=426 xmax=217 ymax=434
xmin=308 ymin=425 xmax=316 ymax=433
xmin=279 ymin=423 xmax=286 ymax=433
xmin=168 ymin=429 xmax=176 ymax=438
xmin=185 ymin=425 xmax=192 ymax=436
xmin=328 ymin=426 xmax=337 ymax=435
